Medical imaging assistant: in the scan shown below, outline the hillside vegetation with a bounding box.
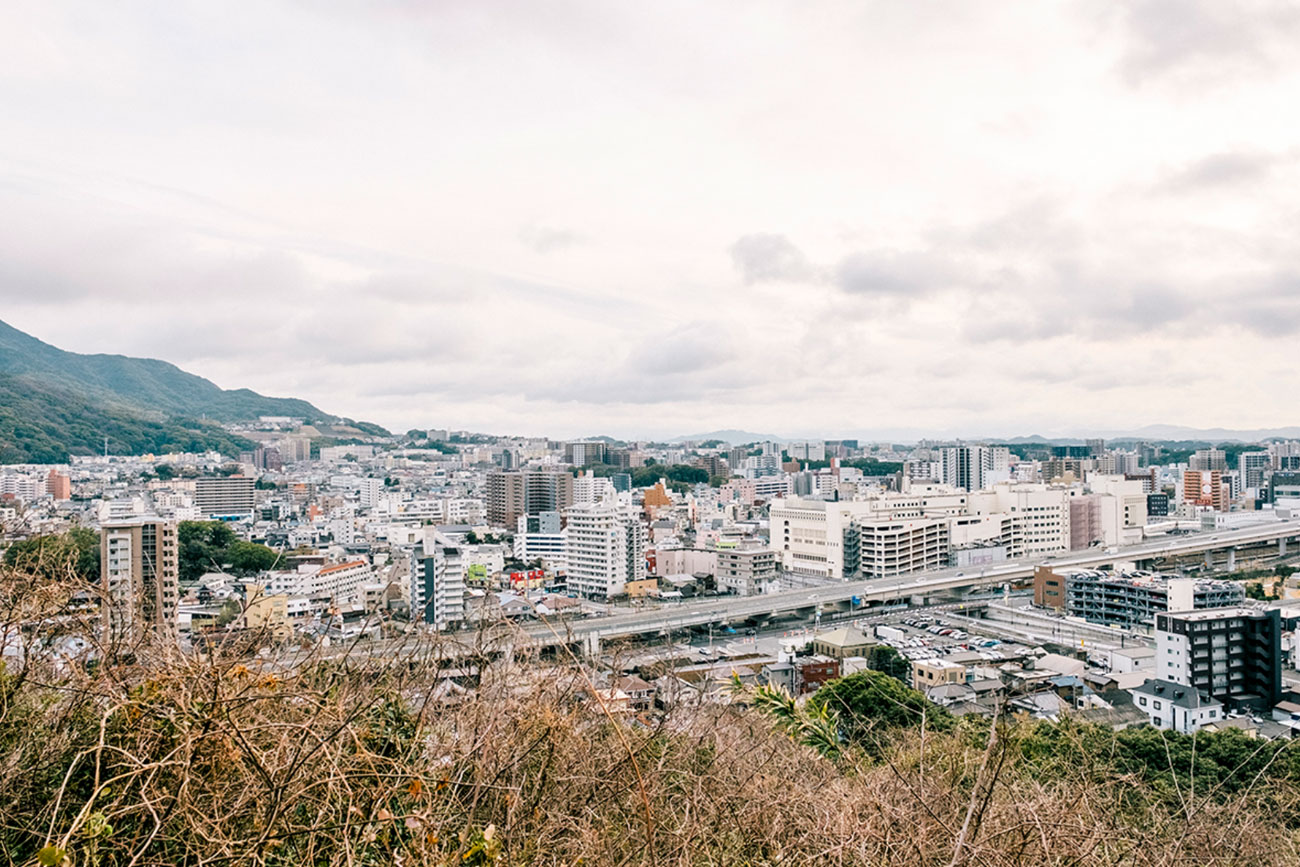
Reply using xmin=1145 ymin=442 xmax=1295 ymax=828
xmin=0 ymin=372 xmax=254 ymax=462
xmin=3 ymin=566 xmax=1299 ymax=866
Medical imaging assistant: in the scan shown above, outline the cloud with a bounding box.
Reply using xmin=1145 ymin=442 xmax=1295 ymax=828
xmin=728 ymin=234 xmax=815 ymax=284
xmin=1100 ymin=0 xmax=1300 ymax=86
xmin=1156 ymin=150 xmax=1289 ymax=193
xmin=833 ymin=250 xmax=960 ymax=298
xmin=519 ymin=224 xmax=584 ymax=254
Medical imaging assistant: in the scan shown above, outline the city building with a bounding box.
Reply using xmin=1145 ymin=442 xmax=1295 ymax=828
xmin=770 ymin=498 xmax=875 ymax=579
xmin=46 ymin=468 xmax=71 ymax=500
xmin=195 ymin=476 xmax=256 ymax=519
xmin=304 ymin=560 xmax=373 ymax=605
xmin=1239 ymin=452 xmax=1271 ymax=492
xmin=856 ymin=516 xmax=950 ymax=579
xmin=1037 ymin=568 xmax=1245 ymax=627
xmin=940 ymin=445 xmax=1010 ymax=492
xmin=564 ymin=500 xmax=647 ymax=599
xmin=486 ymin=470 xmax=574 ymax=528
xmin=714 ymin=544 xmax=779 ymax=596
xmin=410 ymin=534 xmax=466 ymax=630
xmin=1155 ymin=607 xmax=1282 ymax=711
xmin=1190 ymin=448 xmax=1227 ymax=472
xmin=1183 ymin=470 xmax=1228 ymax=512
xmin=101 ymin=519 xmax=180 ymax=637
xmin=565 ymin=441 xmax=609 ymax=467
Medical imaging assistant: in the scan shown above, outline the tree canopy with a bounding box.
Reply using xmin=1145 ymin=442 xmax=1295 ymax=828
xmin=2 ymin=528 xmax=100 ymax=582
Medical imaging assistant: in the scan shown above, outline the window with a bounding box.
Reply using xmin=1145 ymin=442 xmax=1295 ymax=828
xmin=1138 ymin=697 xmax=1147 ymax=707
xmin=1153 ymin=701 xmax=1162 ymax=710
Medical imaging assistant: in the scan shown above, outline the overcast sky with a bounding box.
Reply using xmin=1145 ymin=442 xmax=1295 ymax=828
xmin=4 ymin=1 xmax=1300 ymax=440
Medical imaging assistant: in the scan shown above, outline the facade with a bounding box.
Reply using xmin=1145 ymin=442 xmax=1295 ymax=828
xmin=46 ymin=469 xmax=71 ymax=500
xmin=195 ymin=476 xmax=256 ymax=518
xmin=1053 ymin=569 xmax=1245 ymax=627
xmin=856 ymin=516 xmax=950 ymax=579
xmin=770 ymin=498 xmax=874 ymax=579
xmin=1239 ymin=452 xmax=1271 ymax=491
xmin=714 ymin=544 xmax=779 ymax=596
xmin=565 ymin=500 xmax=647 ymax=599
xmin=565 ymin=441 xmax=608 ymax=467
xmin=1155 ymin=607 xmax=1282 ymax=710
xmin=101 ymin=519 xmax=180 ymax=636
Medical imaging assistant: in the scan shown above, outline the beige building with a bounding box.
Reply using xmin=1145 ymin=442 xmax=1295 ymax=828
xmin=812 ymin=626 xmax=875 ymax=659
xmin=913 ymin=659 xmax=966 ymax=691
xmin=242 ymin=582 xmax=291 ymax=641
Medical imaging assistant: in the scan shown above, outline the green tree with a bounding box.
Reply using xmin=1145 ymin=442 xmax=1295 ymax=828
xmin=866 ymin=645 xmax=912 ymax=683
xmin=154 ymin=464 xmax=177 ymax=481
xmin=225 ymin=541 xmax=280 ymax=576
xmin=3 ymin=528 xmax=100 ymax=582
xmin=810 ymin=670 xmax=954 ymax=752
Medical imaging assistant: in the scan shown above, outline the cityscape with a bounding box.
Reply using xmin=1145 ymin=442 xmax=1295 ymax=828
xmin=7 ymin=2 xmax=1300 ymax=864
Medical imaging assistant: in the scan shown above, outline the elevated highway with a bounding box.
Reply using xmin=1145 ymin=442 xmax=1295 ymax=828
xmin=517 ymin=519 xmax=1300 ymax=653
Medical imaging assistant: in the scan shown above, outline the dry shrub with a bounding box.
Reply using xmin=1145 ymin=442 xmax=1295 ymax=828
xmin=2 ymin=567 xmax=1299 ymax=866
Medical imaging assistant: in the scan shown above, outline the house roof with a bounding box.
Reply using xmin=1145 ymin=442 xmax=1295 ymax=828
xmin=813 ymin=627 xmax=873 ymax=648
xmin=1129 ymin=678 xmax=1222 ymax=710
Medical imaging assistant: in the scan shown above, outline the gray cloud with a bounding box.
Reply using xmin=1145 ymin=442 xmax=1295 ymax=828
xmin=729 ymin=234 xmax=815 ymax=284
xmin=834 ymin=250 xmax=960 ymax=298
xmin=519 ymin=224 xmax=584 ymax=254
xmin=1156 ymin=150 xmax=1289 ymax=193
xmin=1101 ymin=0 xmax=1300 ymax=86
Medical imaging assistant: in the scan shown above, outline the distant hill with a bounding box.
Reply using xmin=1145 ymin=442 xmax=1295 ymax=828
xmin=0 ymin=320 xmax=329 ymax=422
xmin=0 ymin=320 xmax=387 ymax=462
xmin=669 ymin=429 xmax=787 ymax=445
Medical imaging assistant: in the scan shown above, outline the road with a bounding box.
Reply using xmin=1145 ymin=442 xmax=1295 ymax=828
xmin=517 ymin=519 xmax=1300 ymax=649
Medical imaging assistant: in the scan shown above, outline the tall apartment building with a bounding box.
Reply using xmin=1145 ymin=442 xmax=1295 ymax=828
xmin=1190 ymin=448 xmax=1227 ymax=472
xmin=565 ymin=441 xmax=608 ymax=467
xmin=358 ymin=477 xmax=384 ymax=508
xmin=1183 ymin=470 xmax=1228 ymax=512
xmin=1039 ymin=568 xmax=1244 ymax=627
xmin=565 ymin=500 xmax=647 ymax=599
xmin=486 ymin=470 xmax=574 ymax=527
xmin=101 ymin=519 xmax=180 ymax=636
xmin=410 ymin=536 xmax=467 ymax=630
xmin=195 ymin=476 xmax=256 ymax=518
xmin=715 ymin=544 xmax=779 ymax=596
xmin=46 ymin=468 xmax=71 ymax=500
xmin=1239 ymin=452 xmax=1271 ymax=491
xmin=940 ymin=445 xmax=1010 ymax=492
xmin=1155 ymin=607 xmax=1282 ymax=711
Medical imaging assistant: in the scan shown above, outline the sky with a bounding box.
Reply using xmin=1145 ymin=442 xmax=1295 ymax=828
xmin=3 ymin=1 xmax=1300 ymax=441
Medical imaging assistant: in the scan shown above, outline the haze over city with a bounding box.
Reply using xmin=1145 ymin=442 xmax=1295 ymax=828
xmin=5 ymin=1 xmax=1300 ymax=439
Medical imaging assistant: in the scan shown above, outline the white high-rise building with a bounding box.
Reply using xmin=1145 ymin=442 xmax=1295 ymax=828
xmin=358 ymin=477 xmax=384 ymax=508
xmin=940 ymin=446 xmax=1010 ymax=492
xmin=565 ymin=500 xmax=647 ymax=599
xmin=410 ymin=532 xmax=466 ymax=629
xmin=573 ymin=470 xmax=616 ymax=506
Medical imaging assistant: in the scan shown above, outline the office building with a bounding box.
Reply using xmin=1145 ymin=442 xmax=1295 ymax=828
xmin=1155 ymin=607 xmax=1282 ymax=711
xmin=565 ymin=500 xmax=647 ymax=599
xmin=770 ymin=498 xmax=874 ymax=579
xmin=101 ymin=519 xmax=180 ymax=636
xmin=195 ymin=476 xmax=256 ymax=518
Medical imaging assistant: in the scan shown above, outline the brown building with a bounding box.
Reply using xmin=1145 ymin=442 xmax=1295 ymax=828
xmin=1033 ymin=565 xmax=1066 ymax=610
xmin=46 ymin=469 xmax=71 ymax=500
xmin=486 ymin=470 xmax=574 ymax=528
xmin=1184 ymin=470 xmax=1228 ymax=512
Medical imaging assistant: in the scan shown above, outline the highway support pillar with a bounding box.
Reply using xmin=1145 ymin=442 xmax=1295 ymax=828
xmin=1227 ymin=547 xmax=1236 ymax=573
xmin=584 ymin=633 xmax=601 ymax=658
xmin=1283 ymin=537 xmax=1289 ymax=557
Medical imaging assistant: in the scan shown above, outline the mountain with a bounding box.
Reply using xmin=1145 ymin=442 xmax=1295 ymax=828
xmin=669 ymin=429 xmax=787 ymax=445
xmin=0 ymin=320 xmax=329 ymax=422
xmin=0 ymin=320 xmax=384 ymax=463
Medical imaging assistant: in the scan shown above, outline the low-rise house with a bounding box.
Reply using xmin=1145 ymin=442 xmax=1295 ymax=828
xmin=1129 ymin=678 xmax=1223 ymax=734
